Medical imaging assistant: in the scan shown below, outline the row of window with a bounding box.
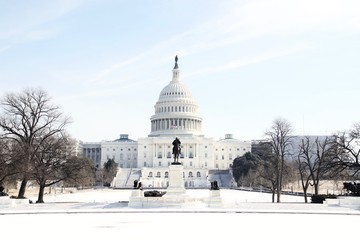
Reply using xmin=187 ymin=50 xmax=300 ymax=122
xmin=156 ymin=105 xmax=196 ymax=113
xmin=143 ymin=161 xmax=208 ymax=167
xmin=163 ymin=91 xmax=185 ymax=96
xmin=156 ymin=152 xmax=194 ymax=159
xmin=94 ymin=146 xmax=247 ymax=152
xmin=106 ymin=148 xmax=137 ymax=151
xmin=85 ymin=148 xmax=100 ymax=152
xmin=106 ymin=154 xmax=137 ymax=161
xmin=215 ymin=148 xmax=247 ymax=151
xmin=147 ymin=171 xmax=201 ymax=178
xmin=215 ymin=154 xmax=234 ymax=160
xmin=157 ymin=145 xmax=193 ymax=149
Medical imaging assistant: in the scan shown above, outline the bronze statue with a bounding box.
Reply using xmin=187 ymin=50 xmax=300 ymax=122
xmin=210 ymin=181 xmax=219 ymax=190
xmin=133 ymin=180 xmax=142 ymax=189
xmin=172 ymin=137 xmax=181 ymax=164
xmin=174 ymin=55 xmax=179 ymax=69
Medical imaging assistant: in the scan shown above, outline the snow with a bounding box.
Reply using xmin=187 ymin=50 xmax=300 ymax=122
xmin=1 ymin=188 xmax=359 ymax=240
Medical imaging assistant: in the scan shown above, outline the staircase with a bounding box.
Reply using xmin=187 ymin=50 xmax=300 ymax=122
xmin=207 ymin=169 xmax=234 ymax=188
xmin=111 ymin=168 xmax=141 ymax=189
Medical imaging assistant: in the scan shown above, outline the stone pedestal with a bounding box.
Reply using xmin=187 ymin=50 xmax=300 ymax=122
xmin=208 ymin=190 xmax=222 ymax=208
xmin=128 ymin=163 xmax=190 ymax=208
xmin=337 ymin=196 xmax=360 ymax=209
xmin=166 ymin=164 xmax=185 ymax=195
xmin=130 ymin=189 xmax=142 ymax=198
xmin=128 ymin=189 xmax=143 ymax=208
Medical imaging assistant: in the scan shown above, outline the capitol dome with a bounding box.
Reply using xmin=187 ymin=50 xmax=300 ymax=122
xmin=149 ymin=56 xmax=202 ymax=137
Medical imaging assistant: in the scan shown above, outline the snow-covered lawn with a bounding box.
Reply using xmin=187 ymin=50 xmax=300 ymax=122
xmin=1 ymin=188 xmax=359 ymax=240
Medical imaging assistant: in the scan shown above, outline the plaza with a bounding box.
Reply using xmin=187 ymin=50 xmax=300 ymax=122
xmin=1 ymin=188 xmax=359 ymax=240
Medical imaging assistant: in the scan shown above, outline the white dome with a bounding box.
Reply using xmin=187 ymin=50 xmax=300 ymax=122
xmin=159 ymin=81 xmax=194 ymax=100
xmin=149 ymin=57 xmax=202 ymax=137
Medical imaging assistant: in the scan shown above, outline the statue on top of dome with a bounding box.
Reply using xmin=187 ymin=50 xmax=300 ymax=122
xmin=174 ymin=55 xmax=179 ymax=69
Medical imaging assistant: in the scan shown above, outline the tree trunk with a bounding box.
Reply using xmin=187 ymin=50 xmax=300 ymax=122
xmin=314 ymin=184 xmax=319 ymax=196
xmin=17 ymin=177 xmax=28 ymax=198
xmin=37 ymin=184 xmax=45 ymax=203
xmin=276 ymin=186 xmax=281 ymax=202
xmin=272 ymin=190 xmax=275 ymax=203
xmin=303 ymin=189 xmax=308 ymax=203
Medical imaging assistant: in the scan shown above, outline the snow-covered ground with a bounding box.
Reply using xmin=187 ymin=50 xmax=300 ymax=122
xmin=1 ymin=188 xmax=359 ymax=240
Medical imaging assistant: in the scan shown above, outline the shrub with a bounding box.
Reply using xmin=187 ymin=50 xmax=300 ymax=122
xmin=311 ymin=194 xmax=337 ymax=204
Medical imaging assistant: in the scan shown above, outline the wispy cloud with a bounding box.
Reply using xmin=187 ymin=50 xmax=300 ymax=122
xmin=0 ymin=0 xmax=87 ymax=50
xmin=186 ymin=44 xmax=311 ymax=77
xmin=62 ymin=0 xmax=360 ymax=96
xmin=92 ymin=30 xmax=194 ymax=84
xmin=0 ymin=45 xmax=12 ymax=53
xmin=222 ymin=0 xmax=360 ymax=36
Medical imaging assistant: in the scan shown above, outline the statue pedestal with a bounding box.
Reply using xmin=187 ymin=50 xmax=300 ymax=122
xmin=130 ymin=189 xmax=142 ymax=197
xmin=208 ymin=190 xmax=222 ymax=208
xmin=166 ymin=164 xmax=185 ymax=195
xmin=128 ymin=163 xmax=189 ymax=208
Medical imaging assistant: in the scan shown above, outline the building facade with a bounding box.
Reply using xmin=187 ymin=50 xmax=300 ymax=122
xmin=80 ymin=57 xmax=251 ymax=188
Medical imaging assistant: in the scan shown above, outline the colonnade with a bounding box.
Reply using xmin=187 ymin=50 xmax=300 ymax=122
xmin=151 ymin=118 xmax=201 ymax=132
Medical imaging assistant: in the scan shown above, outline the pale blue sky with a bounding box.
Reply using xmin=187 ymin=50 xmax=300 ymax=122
xmin=0 ymin=0 xmax=359 ymax=142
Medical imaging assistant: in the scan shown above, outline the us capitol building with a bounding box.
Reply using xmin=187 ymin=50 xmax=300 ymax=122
xmin=81 ymin=56 xmax=251 ymax=188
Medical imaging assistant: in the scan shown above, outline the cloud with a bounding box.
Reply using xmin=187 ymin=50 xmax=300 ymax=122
xmin=222 ymin=0 xmax=360 ymax=36
xmin=92 ymin=30 xmax=194 ymax=84
xmin=57 ymin=0 xmax=360 ymax=96
xmin=0 ymin=0 xmax=87 ymax=49
xmin=0 ymin=45 xmax=12 ymax=53
xmin=186 ymin=43 xmax=311 ymax=77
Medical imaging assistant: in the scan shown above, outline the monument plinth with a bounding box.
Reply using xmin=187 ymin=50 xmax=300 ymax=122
xmin=166 ymin=163 xmax=186 ymax=195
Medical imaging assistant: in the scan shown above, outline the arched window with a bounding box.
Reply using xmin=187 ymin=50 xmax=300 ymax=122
xmin=188 ymin=171 xmax=193 ymax=178
xmin=165 ymin=172 xmax=169 ymax=178
xmin=197 ymin=171 xmax=201 ymax=178
xmin=148 ymin=172 xmax=153 ymax=177
xmin=156 ymin=172 xmax=161 ymax=178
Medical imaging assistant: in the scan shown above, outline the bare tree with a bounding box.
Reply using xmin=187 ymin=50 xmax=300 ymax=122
xmin=0 ymin=138 xmax=12 ymax=186
xmin=297 ymin=136 xmax=345 ymax=202
xmin=32 ymin=134 xmax=75 ymax=203
xmin=265 ymin=118 xmax=293 ymax=202
xmin=251 ymin=141 xmax=278 ymax=202
xmin=296 ymin=138 xmax=312 ymax=203
xmin=0 ymin=137 xmax=30 ymax=187
xmin=257 ymin=155 xmax=278 ymax=202
xmin=0 ymin=88 xmax=70 ymax=198
xmin=333 ymin=123 xmax=360 ymax=176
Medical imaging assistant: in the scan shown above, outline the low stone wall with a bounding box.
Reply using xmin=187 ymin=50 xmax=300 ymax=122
xmin=0 ymin=196 xmax=29 ymax=208
xmin=337 ymin=196 xmax=360 ymax=209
